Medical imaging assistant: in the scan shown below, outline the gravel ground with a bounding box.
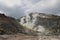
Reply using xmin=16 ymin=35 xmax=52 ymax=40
xmin=0 ymin=35 xmax=60 ymax=40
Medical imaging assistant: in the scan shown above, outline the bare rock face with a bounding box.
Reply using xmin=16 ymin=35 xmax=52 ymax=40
xmin=0 ymin=13 xmax=24 ymax=35
xmin=18 ymin=13 xmax=60 ymax=35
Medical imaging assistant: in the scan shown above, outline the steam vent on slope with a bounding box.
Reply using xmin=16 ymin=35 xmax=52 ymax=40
xmin=0 ymin=13 xmax=24 ymax=35
xmin=18 ymin=13 xmax=60 ymax=36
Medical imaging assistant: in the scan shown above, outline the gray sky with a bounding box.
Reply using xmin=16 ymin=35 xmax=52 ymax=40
xmin=0 ymin=0 xmax=60 ymax=18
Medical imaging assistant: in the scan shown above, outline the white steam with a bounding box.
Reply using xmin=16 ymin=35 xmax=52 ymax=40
xmin=19 ymin=13 xmax=45 ymax=32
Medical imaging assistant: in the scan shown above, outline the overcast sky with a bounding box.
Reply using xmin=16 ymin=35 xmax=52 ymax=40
xmin=0 ymin=0 xmax=60 ymax=18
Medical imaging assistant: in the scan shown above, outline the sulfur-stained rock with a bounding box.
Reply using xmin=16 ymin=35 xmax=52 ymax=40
xmin=18 ymin=12 xmax=60 ymax=35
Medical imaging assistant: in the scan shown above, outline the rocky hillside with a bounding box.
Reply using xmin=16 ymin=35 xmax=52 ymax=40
xmin=18 ymin=12 xmax=60 ymax=35
xmin=0 ymin=13 xmax=24 ymax=35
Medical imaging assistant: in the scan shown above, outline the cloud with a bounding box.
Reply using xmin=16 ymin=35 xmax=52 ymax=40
xmin=20 ymin=0 xmax=41 ymax=10
xmin=0 ymin=0 xmax=25 ymax=18
xmin=0 ymin=0 xmax=60 ymax=19
xmin=25 ymin=0 xmax=60 ymax=16
xmin=0 ymin=0 xmax=22 ymax=7
xmin=0 ymin=3 xmax=25 ymax=18
xmin=0 ymin=0 xmax=41 ymax=18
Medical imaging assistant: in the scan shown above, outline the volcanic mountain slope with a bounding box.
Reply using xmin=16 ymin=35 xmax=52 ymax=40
xmin=0 ymin=13 xmax=24 ymax=35
xmin=18 ymin=12 xmax=60 ymax=35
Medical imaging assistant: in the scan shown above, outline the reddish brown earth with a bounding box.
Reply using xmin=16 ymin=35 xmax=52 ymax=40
xmin=0 ymin=13 xmax=24 ymax=35
xmin=0 ymin=35 xmax=60 ymax=40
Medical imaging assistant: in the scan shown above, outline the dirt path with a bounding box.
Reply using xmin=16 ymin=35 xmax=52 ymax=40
xmin=0 ymin=35 xmax=60 ymax=40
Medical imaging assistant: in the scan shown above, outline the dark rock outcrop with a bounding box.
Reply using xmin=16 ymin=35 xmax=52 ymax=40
xmin=0 ymin=13 xmax=24 ymax=35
